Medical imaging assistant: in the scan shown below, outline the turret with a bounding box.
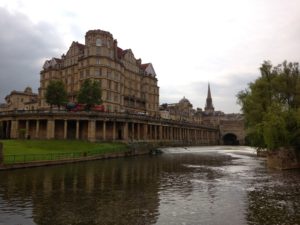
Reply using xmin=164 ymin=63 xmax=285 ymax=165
xmin=84 ymin=29 xmax=115 ymax=58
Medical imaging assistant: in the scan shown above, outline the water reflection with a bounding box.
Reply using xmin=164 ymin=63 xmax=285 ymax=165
xmin=0 ymin=146 xmax=299 ymax=225
xmin=0 ymin=157 xmax=162 ymax=225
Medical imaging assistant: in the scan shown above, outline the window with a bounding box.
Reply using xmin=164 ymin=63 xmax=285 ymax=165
xmin=96 ymin=38 xmax=102 ymax=46
xmin=107 ymin=92 xmax=112 ymax=101
xmin=96 ymin=59 xmax=100 ymax=64
xmin=95 ymin=69 xmax=100 ymax=76
xmin=107 ymin=70 xmax=112 ymax=78
xmin=80 ymin=71 xmax=84 ymax=79
xmin=96 ymin=47 xmax=101 ymax=55
xmin=115 ymin=72 xmax=119 ymax=81
xmin=114 ymin=94 xmax=118 ymax=102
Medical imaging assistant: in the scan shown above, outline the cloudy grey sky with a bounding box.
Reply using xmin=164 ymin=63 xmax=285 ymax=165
xmin=0 ymin=0 xmax=300 ymax=113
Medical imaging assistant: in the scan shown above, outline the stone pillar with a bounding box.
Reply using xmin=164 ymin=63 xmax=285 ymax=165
xmin=35 ymin=120 xmax=40 ymax=139
xmin=88 ymin=120 xmax=96 ymax=142
xmin=76 ymin=120 xmax=80 ymax=140
xmin=0 ymin=142 xmax=3 ymax=166
xmin=102 ymin=121 xmax=106 ymax=141
xmin=131 ymin=123 xmax=135 ymax=140
xmin=143 ymin=124 xmax=148 ymax=140
xmin=123 ymin=122 xmax=128 ymax=141
xmin=113 ymin=121 xmax=116 ymax=140
xmin=10 ymin=120 xmax=18 ymax=139
xmin=47 ymin=119 xmax=55 ymax=139
xmin=137 ymin=123 xmax=140 ymax=140
xmin=63 ymin=120 xmax=68 ymax=139
xmin=25 ymin=120 xmax=29 ymax=138
xmin=159 ymin=125 xmax=163 ymax=140
xmin=154 ymin=125 xmax=157 ymax=140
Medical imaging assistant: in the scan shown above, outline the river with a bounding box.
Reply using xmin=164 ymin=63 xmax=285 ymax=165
xmin=0 ymin=146 xmax=299 ymax=225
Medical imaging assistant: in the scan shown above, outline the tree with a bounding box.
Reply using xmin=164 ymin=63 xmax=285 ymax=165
xmin=77 ymin=79 xmax=102 ymax=110
xmin=237 ymin=61 xmax=300 ymax=151
xmin=45 ymin=80 xmax=68 ymax=110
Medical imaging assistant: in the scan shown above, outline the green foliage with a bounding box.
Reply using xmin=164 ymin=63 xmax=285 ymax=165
xmin=77 ymin=79 xmax=102 ymax=110
xmin=237 ymin=61 xmax=300 ymax=151
xmin=45 ymin=80 xmax=68 ymax=109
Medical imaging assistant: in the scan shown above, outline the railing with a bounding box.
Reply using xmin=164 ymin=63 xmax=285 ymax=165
xmin=0 ymin=110 xmax=219 ymax=129
xmin=4 ymin=149 xmax=125 ymax=164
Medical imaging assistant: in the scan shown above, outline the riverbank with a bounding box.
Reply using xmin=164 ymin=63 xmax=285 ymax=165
xmin=0 ymin=140 xmax=139 ymax=170
xmin=1 ymin=140 xmax=128 ymax=156
xmin=267 ymin=147 xmax=300 ymax=170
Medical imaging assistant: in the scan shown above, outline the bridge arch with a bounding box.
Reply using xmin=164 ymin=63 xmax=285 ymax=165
xmin=222 ymin=133 xmax=239 ymax=145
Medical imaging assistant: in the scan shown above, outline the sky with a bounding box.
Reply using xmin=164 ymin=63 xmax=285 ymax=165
xmin=0 ymin=0 xmax=300 ymax=113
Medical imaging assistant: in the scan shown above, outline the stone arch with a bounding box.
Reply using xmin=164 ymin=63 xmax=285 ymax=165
xmin=222 ymin=133 xmax=239 ymax=145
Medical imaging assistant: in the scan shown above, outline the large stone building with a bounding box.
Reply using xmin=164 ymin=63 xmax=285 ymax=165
xmin=0 ymin=87 xmax=38 ymax=112
xmin=39 ymin=29 xmax=159 ymax=115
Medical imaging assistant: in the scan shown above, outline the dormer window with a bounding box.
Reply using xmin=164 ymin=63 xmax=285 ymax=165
xmin=96 ymin=38 xmax=102 ymax=46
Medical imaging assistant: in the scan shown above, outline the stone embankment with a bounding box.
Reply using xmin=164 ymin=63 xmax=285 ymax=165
xmin=267 ymin=147 xmax=300 ymax=170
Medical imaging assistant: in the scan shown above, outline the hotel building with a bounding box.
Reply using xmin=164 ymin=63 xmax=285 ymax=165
xmin=39 ymin=29 xmax=159 ymax=116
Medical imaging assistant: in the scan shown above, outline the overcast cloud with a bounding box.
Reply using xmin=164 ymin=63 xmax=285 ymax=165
xmin=0 ymin=0 xmax=300 ymax=113
xmin=0 ymin=7 xmax=64 ymax=100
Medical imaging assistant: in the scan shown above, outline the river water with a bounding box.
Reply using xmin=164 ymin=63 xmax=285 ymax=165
xmin=0 ymin=146 xmax=299 ymax=225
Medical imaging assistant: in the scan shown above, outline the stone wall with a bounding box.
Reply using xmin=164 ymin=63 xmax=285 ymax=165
xmin=267 ymin=147 xmax=300 ymax=170
xmin=219 ymin=119 xmax=245 ymax=145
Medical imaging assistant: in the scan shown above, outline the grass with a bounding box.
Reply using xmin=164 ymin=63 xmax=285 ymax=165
xmin=0 ymin=140 xmax=129 ymax=164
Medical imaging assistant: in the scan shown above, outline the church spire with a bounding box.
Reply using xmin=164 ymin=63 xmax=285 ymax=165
xmin=205 ymin=83 xmax=214 ymax=113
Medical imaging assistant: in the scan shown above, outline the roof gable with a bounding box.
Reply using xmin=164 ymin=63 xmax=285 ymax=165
xmin=142 ymin=63 xmax=156 ymax=76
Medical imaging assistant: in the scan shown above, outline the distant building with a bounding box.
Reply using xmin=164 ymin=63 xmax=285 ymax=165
xmin=39 ymin=29 xmax=159 ymax=115
xmin=160 ymin=97 xmax=202 ymax=124
xmin=0 ymin=87 xmax=38 ymax=112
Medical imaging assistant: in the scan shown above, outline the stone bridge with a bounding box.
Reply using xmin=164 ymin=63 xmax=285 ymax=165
xmin=219 ymin=118 xmax=245 ymax=145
